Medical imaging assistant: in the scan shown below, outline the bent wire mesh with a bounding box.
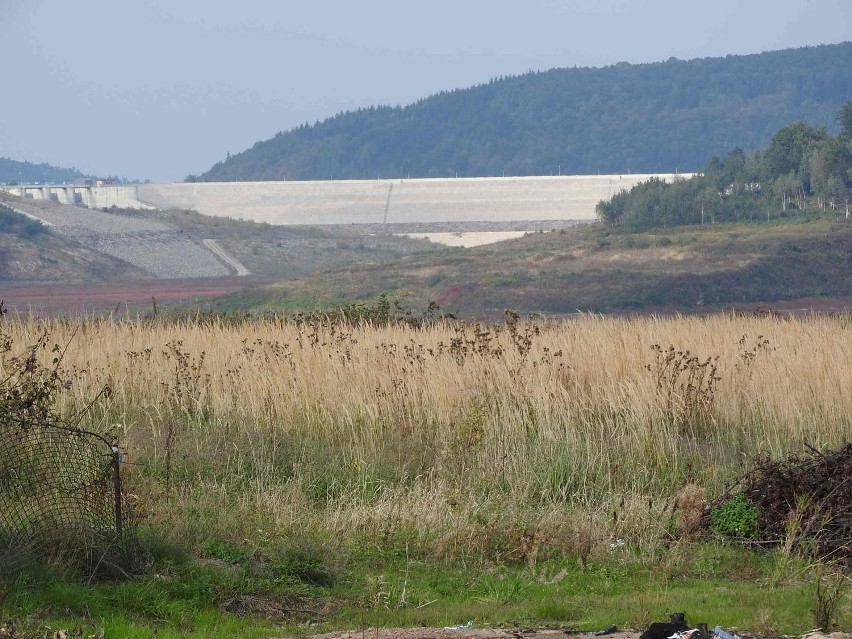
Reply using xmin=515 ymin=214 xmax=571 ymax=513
xmin=0 ymin=416 xmax=125 ymax=562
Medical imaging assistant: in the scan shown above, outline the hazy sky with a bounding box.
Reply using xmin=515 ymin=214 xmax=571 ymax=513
xmin=1 ymin=0 xmax=850 ymax=182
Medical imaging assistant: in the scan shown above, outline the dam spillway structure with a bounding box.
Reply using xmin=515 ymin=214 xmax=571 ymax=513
xmin=2 ymin=174 xmax=690 ymax=227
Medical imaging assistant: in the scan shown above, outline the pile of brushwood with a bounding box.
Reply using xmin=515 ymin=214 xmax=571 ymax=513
xmin=706 ymin=443 xmax=852 ymax=563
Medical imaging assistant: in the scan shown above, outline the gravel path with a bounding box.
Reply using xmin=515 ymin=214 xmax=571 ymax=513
xmin=0 ymin=194 xmax=229 ymax=279
xmin=201 ymin=239 xmax=251 ymax=276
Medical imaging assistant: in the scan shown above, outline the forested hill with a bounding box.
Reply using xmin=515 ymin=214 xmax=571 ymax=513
xmin=196 ymin=43 xmax=852 ymax=183
xmin=0 ymin=157 xmax=89 ymax=184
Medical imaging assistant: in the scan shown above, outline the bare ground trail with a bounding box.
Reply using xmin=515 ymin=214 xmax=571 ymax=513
xmin=202 ymin=238 xmax=251 ymax=276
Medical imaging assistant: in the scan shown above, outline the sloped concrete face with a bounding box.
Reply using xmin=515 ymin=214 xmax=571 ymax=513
xmin=86 ymin=185 xmax=157 ymax=209
xmin=134 ymin=175 xmax=688 ymax=225
xmin=0 ymin=193 xmax=230 ymax=279
xmin=3 ymin=175 xmax=691 ymax=225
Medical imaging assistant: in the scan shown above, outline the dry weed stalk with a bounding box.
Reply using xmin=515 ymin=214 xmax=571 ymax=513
xmin=2 ymin=312 xmax=850 ymax=557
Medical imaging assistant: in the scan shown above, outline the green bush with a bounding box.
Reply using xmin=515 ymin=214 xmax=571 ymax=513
xmin=622 ymin=236 xmax=651 ymax=249
xmin=427 ymin=272 xmax=445 ymax=287
xmin=710 ymin=492 xmax=759 ymax=539
xmin=0 ymin=206 xmax=47 ymax=240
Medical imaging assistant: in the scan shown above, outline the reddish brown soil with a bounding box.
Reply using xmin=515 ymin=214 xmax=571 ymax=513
xmin=0 ymin=277 xmax=262 ymax=317
xmin=2 ymin=278 xmax=851 ymax=320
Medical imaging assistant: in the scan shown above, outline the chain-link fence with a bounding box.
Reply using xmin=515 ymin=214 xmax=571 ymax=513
xmin=0 ymin=417 xmax=127 ymax=571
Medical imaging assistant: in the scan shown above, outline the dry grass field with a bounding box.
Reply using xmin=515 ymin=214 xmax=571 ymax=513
xmin=7 ymin=311 xmax=851 ymax=564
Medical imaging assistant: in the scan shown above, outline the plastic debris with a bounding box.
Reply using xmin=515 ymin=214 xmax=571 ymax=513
xmin=640 ymin=614 xmax=688 ymax=639
xmin=712 ymin=627 xmax=740 ymax=639
xmin=594 ymin=625 xmax=618 ymax=636
xmin=443 ymin=621 xmax=474 ymax=631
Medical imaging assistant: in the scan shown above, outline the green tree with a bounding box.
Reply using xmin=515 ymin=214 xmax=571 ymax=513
xmin=838 ymin=101 xmax=852 ymax=139
xmin=763 ymin=121 xmax=826 ymax=180
xmin=698 ymin=186 xmax=720 ymax=223
xmin=773 ymin=172 xmax=802 ymax=212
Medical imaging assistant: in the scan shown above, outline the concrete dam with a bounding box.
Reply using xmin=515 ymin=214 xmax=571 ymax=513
xmin=2 ymin=174 xmax=689 ymax=226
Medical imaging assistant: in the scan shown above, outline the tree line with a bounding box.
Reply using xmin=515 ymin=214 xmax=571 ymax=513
xmin=596 ymin=103 xmax=852 ymax=231
xmin=0 ymin=157 xmax=87 ymax=185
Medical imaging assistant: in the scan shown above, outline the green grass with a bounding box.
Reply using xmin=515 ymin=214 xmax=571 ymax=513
xmin=3 ymin=539 xmax=848 ymax=638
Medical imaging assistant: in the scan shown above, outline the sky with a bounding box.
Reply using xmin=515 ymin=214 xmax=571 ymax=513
xmin=1 ymin=0 xmax=850 ymax=182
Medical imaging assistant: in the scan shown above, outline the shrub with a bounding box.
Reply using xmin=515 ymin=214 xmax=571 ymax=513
xmin=0 ymin=206 xmax=46 ymax=240
xmin=710 ymin=492 xmax=759 ymax=539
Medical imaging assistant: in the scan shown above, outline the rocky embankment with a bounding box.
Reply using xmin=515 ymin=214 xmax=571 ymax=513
xmin=0 ymin=194 xmax=230 ymax=279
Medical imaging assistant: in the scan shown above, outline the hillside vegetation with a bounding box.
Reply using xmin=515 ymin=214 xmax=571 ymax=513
xmin=0 ymin=156 xmax=89 ymax=184
xmin=201 ymin=217 xmax=852 ymax=317
xmin=196 ymin=43 xmax=851 ymax=182
xmin=598 ymin=103 xmax=852 ymax=230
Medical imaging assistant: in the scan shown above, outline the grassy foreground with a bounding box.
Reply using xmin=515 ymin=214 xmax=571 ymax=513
xmin=4 ymin=544 xmax=841 ymax=638
xmin=1 ymin=311 xmax=851 ymax=635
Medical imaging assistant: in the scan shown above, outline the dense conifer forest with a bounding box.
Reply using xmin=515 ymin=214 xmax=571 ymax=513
xmin=195 ymin=43 xmax=851 ymax=182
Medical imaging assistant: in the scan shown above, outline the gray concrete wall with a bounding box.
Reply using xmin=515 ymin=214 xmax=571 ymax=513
xmin=3 ymin=174 xmax=692 ymax=225
xmin=135 ymin=175 xmax=688 ymax=225
xmin=87 ymin=185 xmax=157 ymax=209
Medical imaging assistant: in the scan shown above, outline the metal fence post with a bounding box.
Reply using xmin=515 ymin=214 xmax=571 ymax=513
xmin=111 ymin=445 xmax=123 ymax=536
